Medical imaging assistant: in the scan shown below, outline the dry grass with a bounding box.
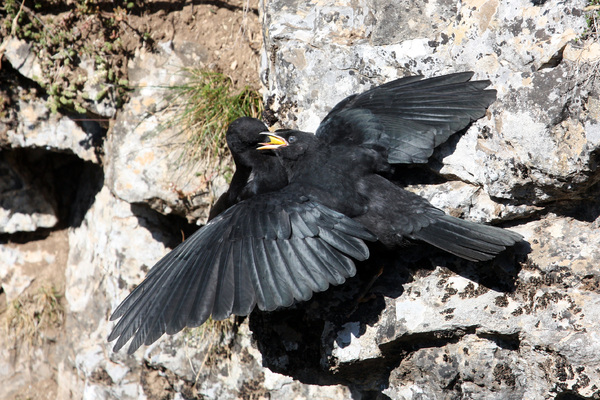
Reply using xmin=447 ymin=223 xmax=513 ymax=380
xmin=584 ymin=1 xmax=600 ymax=39
xmin=180 ymin=316 xmax=237 ymax=382
xmin=4 ymin=285 xmax=64 ymax=347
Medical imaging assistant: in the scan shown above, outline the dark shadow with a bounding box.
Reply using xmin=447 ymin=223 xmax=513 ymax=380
xmin=352 ymin=390 xmax=392 ymax=400
xmin=139 ymin=0 xmax=259 ymax=15
xmin=129 ymin=202 xmax=200 ymax=250
xmin=249 ymin=261 xmax=397 ymax=387
xmin=250 ymin=237 xmax=525 ymax=393
xmin=71 ymin=110 xmax=108 ymax=150
xmin=387 ymin=163 xmax=448 ymax=187
xmin=547 ymin=179 xmax=600 ymax=223
xmin=248 ymin=124 xmax=529 ymax=396
xmin=0 ymin=60 xmax=106 ymax=245
xmin=0 ymin=148 xmax=104 ymax=244
xmin=393 ymin=119 xmax=600 ymax=225
xmin=249 ymin=245 xmax=411 ymax=386
xmin=555 ymin=391 xmax=591 ymax=400
xmin=65 ymin=157 xmax=105 ymax=229
xmin=0 ymin=59 xmax=44 ymax=102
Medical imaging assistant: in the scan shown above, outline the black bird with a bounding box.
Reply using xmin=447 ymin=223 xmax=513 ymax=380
xmin=108 ymin=72 xmax=521 ymax=354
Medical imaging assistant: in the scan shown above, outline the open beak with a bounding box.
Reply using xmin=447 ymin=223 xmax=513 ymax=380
xmin=257 ymin=132 xmax=288 ymax=150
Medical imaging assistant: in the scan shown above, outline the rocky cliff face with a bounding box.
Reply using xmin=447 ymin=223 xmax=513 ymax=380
xmin=2 ymin=0 xmax=600 ymax=399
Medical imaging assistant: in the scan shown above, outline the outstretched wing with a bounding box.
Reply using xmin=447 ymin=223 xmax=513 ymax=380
xmin=108 ymin=189 xmax=376 ymax=354
xmin=315 ymin=72 xmax=497 ymax=164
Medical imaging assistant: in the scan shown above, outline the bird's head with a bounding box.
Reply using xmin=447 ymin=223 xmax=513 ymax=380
xmin=226 ymin=117 xmax=272 ymax=156
xmin=257 ymin=130 xmax=318 ymax=161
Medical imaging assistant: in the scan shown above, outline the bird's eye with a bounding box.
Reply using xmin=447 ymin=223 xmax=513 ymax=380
xmin=288 ymin=135 xmax=297 ymax=143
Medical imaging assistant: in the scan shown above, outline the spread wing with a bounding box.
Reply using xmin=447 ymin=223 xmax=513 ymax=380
xmin=108 ymin=189 xmax=376 ymax=354
xmin=315 ymin=72 xmax=497 ymax=164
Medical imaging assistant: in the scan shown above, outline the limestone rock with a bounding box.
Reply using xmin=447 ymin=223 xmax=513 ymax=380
xmin=2 ymin=37 xmax=118 ymax=119
xmin=105 ymin=41 xmax=226 ymax=222
xmin=252 ymin=0 xmax=600 ymax=398
xmin=0 ymin=229 xmax=69 ymax=400
xmin=4 ymin=98 xmax=101 ymax=163
xmin=56 ymin=182 xmax=354 ymax=400
xmin=262 ymin=0 xmax=596 ymax=206
xmin=2 ymin=38 xmax=43 ymax=84
xmin=3 ymin=0 xmax=600 ymax=398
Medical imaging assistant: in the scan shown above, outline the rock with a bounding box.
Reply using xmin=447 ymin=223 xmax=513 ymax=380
xmin=2 ymin=37 xmax=125 ymax=119
xmin=4 ymin=98 xmax=102 ymax=163
xmin=78 ymin=56 xmax=119 ymax=118
xmin=251 ymin=0 xmax=600 ymax=398
xmin=105 ymin=41 xmax=226 ymax=222
xmin=407 ymin=180 xmax=541 ymax=223
xmin=2 ymin=38 xmax=43 ymax=84
xmin=57 ymin=181 xmax=355 ymax=399
xmin=377 ymin=215 xmax=600 ymax=398
xmin=262 ymin=0 xmax=597 ymax=206
xmin=0 ymin=228 xmax=69 ymax=399
xmin=3 ymin=0 xmax=600 ymax=398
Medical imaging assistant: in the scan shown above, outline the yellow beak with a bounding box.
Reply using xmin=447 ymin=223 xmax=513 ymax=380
xmin=257 ymin=133 xmax=288 ymax=150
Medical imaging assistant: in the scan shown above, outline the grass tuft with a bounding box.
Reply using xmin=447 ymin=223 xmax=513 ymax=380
xmin=162 ymin=69 xmax=263 ymax=168
xmin=4 ymin=285 xmax=64 ymax=347
xmin=180 ymin=316 xmax=237 ymax=378
xmin=583 ymin=0 xmax=600 ymax=40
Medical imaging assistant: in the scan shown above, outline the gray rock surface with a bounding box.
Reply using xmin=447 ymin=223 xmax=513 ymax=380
xmin=3 ymin=37 xmax=118 ymax=119
xmin=2 ymin=0 xmax=600 ymax=399
xmin=262 ymin=0 xmax=597 ymax=207
xmin=105 ymin=42 xmax=227 ymax=222
xmin=5 ymin=98 xmax=101 ymax=163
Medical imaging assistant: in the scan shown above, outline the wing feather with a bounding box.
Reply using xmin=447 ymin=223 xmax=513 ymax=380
xmin=109 ymin=191 xmax=375 ymax=353
xmin=316 ymin=72 xmax=496 ymax=164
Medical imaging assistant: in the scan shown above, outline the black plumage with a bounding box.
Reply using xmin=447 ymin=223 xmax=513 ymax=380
xmin=315 ymin=72 xmax=498 ymax=164
xmin=109 ymin=191 xmax=375 ymax=353
xmin=260 ymin=131 xmax=522 ymax=262
xmin=109 ymin=72 xmax=522 ymax=354
xmin=214 ymin=72 xmax=497 ymax=217
xmin=208 ymin=117 xmax=288 ymax=220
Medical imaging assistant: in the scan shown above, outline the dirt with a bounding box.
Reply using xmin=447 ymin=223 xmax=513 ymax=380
xmin=127 ymin=0 xmax=263 ymax=89
xmin=0 ymin=0 xmax=260 ymax=118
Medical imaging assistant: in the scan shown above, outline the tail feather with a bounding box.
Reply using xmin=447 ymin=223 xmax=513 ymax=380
xmin=411 ymin=215 xmax=523 ymax=262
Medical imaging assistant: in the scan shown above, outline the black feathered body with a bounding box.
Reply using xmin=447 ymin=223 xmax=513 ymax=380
xmin=273 ymin=131 xmax=522 ymax=262
xmin=109 ymin=189 xmax=376 ymax=353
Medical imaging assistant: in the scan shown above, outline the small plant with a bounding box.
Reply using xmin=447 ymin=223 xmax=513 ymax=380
xmin=162 ymin=69 xmax=263 ymax=167
xmin=4 ymin=285 xmax=65 ymax=347
xmin=0 ymin=0 xmax=135 ymax=114
xmin=583 ymin=0 xmax=600 ymax=40
xmin=181 ymin=316 xmax=237 ymax=378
